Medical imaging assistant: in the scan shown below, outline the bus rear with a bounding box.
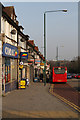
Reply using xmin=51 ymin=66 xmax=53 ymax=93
xmin=52 ymin=67 xmax=67 ymax=83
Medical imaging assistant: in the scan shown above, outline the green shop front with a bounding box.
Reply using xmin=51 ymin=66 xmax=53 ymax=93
xmin=2 ymin=43 xmax=18 ymax=93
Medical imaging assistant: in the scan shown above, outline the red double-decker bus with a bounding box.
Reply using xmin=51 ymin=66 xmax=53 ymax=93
xmin=52 ymin=67 xmax=67 ymax=83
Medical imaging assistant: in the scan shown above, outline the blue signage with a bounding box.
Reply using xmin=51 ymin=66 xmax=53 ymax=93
xmin=20 ymin=52 xmax=28 ymax=59
xmin=3 ymin=43 xmax=18 ymax=58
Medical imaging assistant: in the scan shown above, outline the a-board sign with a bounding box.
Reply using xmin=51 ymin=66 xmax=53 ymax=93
xmin=20 ymin=80 xmax=26 ymax=89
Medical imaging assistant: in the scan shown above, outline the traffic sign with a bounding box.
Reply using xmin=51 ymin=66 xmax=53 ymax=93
xmin=20 ymin=61 xmax=23 ymax=65
xmin=19 ymin=65 xmax=23 ymax=69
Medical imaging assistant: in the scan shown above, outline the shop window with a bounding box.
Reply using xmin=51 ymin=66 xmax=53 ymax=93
xmin=11 ymin=59 xmax=17 ymax=81
xmin=35 ymin=68 xmax=37 ymax=77
xmin=5 ymin=58 xmax=10 ymax=83
xmin=22 ymin=68 xmax=26 ymax=79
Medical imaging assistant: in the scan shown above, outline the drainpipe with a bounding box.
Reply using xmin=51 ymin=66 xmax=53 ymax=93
xmin=0 ymin=3 xmax=2 ymax=96
xmin=0 ymin=34 xmax=2 ymax=120
xmin=17 ymin=31 xmax=19 ymax=89
xmin=0 ymin=4 xmax=2 ymax=118
xmin=0 ymin=34 xmax=2 ymax=95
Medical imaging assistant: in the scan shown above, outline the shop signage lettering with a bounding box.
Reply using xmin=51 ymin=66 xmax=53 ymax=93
xmin=5 ymin=47 xmax=16 ymax=56
xmin=35 ymin=59 xmax=41 ymax=64
xmin=3 ymin=43 xmax=18 ymax=58
xmin=40 ymin=63 xmax=44 ymax=66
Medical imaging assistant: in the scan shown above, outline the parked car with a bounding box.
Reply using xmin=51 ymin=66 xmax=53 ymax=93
xmin=76 ymin=74 xmax=80 ymax=79
xmin=72 ymin=73 xmax=77 ymax=78
xmin=67 ymin=73 xmax=72 ymax=79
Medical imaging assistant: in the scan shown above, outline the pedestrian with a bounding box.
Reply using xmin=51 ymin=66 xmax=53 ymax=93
xmin=26 ymin=78 xmax=29 ymax=86
xmin=40 ymin=73 xmax=43 ymax=82
xmin=46 ymin=73 xmax=49 ymax=83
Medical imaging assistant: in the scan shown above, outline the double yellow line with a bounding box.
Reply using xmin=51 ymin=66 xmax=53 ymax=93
xmin=49 ymin=85 xmax=80 ymax=112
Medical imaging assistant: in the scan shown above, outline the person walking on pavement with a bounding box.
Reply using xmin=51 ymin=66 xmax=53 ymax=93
xmin=26 ymin=78 xmax=29 ymax=86
xmin=40 ymin=73 xmax=43 ymax=82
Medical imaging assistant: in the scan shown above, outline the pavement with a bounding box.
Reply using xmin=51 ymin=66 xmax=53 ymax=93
xmin=2 ymin=82 xmax=79 ymax=119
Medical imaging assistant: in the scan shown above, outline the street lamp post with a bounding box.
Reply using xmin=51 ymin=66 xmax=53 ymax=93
xmin=56 ymin=45 xmax=58 ymax=61
xmin=44 ymin=9 xmax=67 ymax=86
xmin=56 ymin=45 xmax=64 ymax=61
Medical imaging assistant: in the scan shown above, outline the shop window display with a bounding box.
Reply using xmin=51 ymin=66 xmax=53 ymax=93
xmin=11 ymin=59 xmax=17 ymax=81
xmin=5 ymin=58 xmax=10 ymax=83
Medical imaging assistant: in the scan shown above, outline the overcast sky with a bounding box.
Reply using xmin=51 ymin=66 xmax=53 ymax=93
xmin=3 ymin=2 xmax=78 ymax=61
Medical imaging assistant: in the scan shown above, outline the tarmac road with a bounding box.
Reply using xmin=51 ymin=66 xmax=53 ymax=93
xmin=2 ymin=82 xmax=79 ymax=119
xmin=67 ymin=79 xmax=80 ymax=91
xmin=49 ymin=79 xmax=80 ymax=118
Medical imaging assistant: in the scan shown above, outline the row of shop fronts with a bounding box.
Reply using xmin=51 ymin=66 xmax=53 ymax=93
xmin=2 ymin=42 xmax=45 ymax=94
xmin=2 ymin=43 xmax=18 ymax=93
xmin=2 ymin=43 xmax=35 ymax=94
xmin=0 ymin=3 xmax=50 ymax=95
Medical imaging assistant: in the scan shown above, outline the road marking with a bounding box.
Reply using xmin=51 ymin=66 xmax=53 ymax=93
xmin=49 ymin=85 xmax=80 ymax=113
